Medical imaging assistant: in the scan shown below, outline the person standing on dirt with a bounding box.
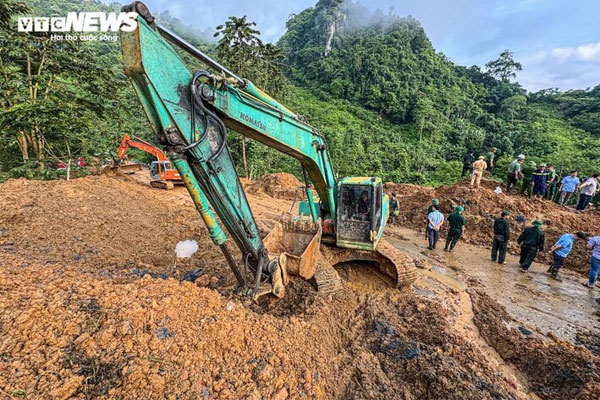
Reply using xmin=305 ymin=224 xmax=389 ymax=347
xmin=444 ymin=206 xmax=466 ymax=252
xmin=471 ymin=156 xmax=487 ymax=188
xmin=485 ymin=148 xmax=497 ymax=175
xmin=547 ymin=231 xmax=587 ymax=280
xmin=531 ymin=164 xmax=548 ymax=201
xmin=491 ymin=211 xmax=511 ymax=264
xmin=544 ymin=164 xmax=558 ymax=201
xmin=355 ymin=190 xmax=370 ymax=220
xmin=585 ymin=235 xmax=600 ymax=288
xmin=461 ymin=150 xmax=475 ymax=178
xmin=517 ymin=220 xmax=545 ymax=272
xmin=389 ymin=193 xmax=400 ymax=223
xmin=426 ymin=199 xmax=440 ymax=238
xmin=521 ymin=161 xmax=537 ymax=198
xmin=558 ymin=171 xmax=580 ymax=207
xmin=507 ymin=155 xmax=525 ymax=193
xmin=427 ymin=204 xmax=444 ymax=250
xmin=576 ymin=174 xmax=599 ymax=213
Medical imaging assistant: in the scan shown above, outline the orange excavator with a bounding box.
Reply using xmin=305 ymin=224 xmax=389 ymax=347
xmin=113 ymin=134 xmax=182 ymax=190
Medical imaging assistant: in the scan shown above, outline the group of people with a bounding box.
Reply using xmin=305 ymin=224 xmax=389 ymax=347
xmin=426 ymin=199 xmax=466 ymax=252
xmin=506 ymin=155 xmax=599 ymax=212
xmin=462 ymin=149 xmax=599 ymax=213
xmin=462 ymin=148 xmax=497 ymax=188
xmin=425 ymin=199 xmax=600 ymax=287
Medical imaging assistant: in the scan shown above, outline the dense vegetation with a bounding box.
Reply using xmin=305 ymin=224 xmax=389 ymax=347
xmin=1 ymin=0 xmax=599 ymax=186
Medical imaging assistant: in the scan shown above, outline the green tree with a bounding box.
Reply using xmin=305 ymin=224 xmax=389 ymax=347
xmin=485 ymin=50 xmax=522 ymax=82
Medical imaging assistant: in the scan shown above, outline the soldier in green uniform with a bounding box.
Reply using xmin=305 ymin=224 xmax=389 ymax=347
xmin=544 ymin=164 xmax=558 ymax=201
xmin=389 ymin=193 xmax=400 ymax=223
xmin=444 ymin=206 xmax=466 ymax=252
xmin=517 ymin=220 xmax=545 ymax=272
xmin=491 ymin=211 xmax=511 ymax=264
xmin=520 ymin=161 xmax=537 ymax=198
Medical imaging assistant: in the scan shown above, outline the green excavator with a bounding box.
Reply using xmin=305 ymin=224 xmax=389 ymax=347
xmin=119 ymin=2 xmax=417 ymax=299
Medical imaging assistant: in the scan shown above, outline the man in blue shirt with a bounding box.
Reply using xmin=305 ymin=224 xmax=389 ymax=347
xmin=558 ymin=171 xmax=580 ymax=206
xmin=548 ymin=231 xmax=587 ymax=280
xmin=427 ymin=204 xmax=444 ymax=250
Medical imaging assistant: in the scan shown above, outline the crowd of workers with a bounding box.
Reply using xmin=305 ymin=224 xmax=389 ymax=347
xmin=421 ymin=199 xmax=600 ymax=286
xmin=462 ymin=148 xmax=599 ymax=213
xmin=387 ymin=147 xmax=600 ymax=287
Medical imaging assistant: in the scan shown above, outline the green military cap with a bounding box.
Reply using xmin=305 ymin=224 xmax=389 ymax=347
xmin=532 ymin=219 xmax=543 ymax=227
xmin=431 ymin=199 xmax=439 ymax=205
xmin=455 ymin=206 xmax=464 ymax=213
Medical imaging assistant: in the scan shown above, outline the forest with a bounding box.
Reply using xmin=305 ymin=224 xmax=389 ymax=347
xmin=1 ymin=0 xmax=599 ymax=186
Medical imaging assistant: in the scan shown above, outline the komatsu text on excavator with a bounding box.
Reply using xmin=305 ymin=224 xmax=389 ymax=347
xmin=119 ymin=2 xmax=416 ymax=299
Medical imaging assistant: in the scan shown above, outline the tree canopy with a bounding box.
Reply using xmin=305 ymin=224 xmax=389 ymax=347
xmin=1 ymin=0 xmax=599 ymax=186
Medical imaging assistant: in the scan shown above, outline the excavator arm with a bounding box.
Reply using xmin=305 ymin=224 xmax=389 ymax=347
xmin=119 ymin=2 xmax=416 ymax=298
xmin=116 ymin=133 xmax=169 ymax=162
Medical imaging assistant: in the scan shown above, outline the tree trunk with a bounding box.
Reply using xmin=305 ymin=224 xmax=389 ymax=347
xmin=16 ymin=131 xmax=29 ymax=162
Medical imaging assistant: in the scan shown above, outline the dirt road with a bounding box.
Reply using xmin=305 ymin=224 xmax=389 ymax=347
xmin=1 ymin=172 xmax=598 ymax=399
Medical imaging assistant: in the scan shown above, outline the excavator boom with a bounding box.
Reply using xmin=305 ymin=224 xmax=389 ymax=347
xmin=116 ymin=133 xmax=169 ymax=162
xmin=118 ymin=2 xmax=416 ymax=298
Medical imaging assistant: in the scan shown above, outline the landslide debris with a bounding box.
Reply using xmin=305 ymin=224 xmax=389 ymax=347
xmin=387 ymin=179 xmax=600 ymax=274
xmin=245 ymin=172 xmax=305 ymax=201
xmin=1 ymin=174 xmax=598 ymax=399
xmin=470 ymin=289 xmax=600 ymax=399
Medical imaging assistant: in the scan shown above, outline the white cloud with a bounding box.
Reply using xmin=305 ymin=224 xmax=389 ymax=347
xmin=517 ymin=41 xmax=600 ymax=91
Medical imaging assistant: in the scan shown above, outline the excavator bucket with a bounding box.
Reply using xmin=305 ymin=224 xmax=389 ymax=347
xmin=263 ymin=218 xmax=322 ymax=281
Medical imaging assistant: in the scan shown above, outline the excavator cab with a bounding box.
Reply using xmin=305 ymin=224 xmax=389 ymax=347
xmin=336 ymin=177 xmax=387 ymax=250
xmin=149 ymin=160 xmax=173 ymax=180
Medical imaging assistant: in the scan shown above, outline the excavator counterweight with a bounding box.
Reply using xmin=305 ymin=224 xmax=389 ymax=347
xmin=118 ymin=2 xmax=416 ymax=298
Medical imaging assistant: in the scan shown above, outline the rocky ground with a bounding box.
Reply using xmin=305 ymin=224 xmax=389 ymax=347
xmin=1 ymin=172 xmax=599 ymax=399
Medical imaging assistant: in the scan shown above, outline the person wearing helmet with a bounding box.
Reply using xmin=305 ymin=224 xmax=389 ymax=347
xmin=507 ymin=155 xmax=525 ymax=193
xmin=520 ymin=161 xmax=537 ymax=198
xmin=491 ymin=211 xmax=511 ymax=264
xmin=517 ymin=219 xmax=545 ymax=272
xmin=426 ymin=199 xmax=440 ymax=238
xmin=531 ymin=163 xmax=548 ymax=201
xmin=444 ymin=206 xmax=466 ymax=252
xmin=471 ymin=156 xmax=487 ymax=188
xmin=427 ymin=204 xmax=444 ymax=250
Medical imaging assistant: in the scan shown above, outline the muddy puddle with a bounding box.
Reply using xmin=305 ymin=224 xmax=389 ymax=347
xmin=388 ymin=227 xmax=600 ymax=343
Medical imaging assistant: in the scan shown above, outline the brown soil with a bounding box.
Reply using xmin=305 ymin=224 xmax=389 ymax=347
xmin=386 ymin=178 xmax=600 ymax=274
xmin=1 ymin=173 xmax=598 ymax=399
xmin=245 ymin=172 xmax=305 ymax=201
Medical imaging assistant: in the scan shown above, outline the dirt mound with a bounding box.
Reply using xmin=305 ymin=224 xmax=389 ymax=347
xmin=390 ymin=179 xmax=600 ymax=274
xmin=0 ymin=175 xmax=227 ymax=282
xmin=245 ymin=173 xmax=305 ymax=201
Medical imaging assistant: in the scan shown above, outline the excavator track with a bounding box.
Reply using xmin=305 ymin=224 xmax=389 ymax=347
xmin=375 ymin=238 xmax=418 ymax=288
xmin=320 ymin=238 xmax=417 ymax=289
xmin=311 ymin=253 xmax=343 ymax=296
xmin=150 ymin=180 xmax=174 ymax=190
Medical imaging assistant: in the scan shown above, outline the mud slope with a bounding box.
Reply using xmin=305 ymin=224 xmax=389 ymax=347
xmin=1 ymin=174 xmax=598 ymax=399
xmin=387 ymin=179 xmax=600 ymax=274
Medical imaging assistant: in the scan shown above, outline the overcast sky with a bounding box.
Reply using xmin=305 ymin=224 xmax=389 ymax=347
xmin=115 ymin=0 xmax=600 ymax=92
